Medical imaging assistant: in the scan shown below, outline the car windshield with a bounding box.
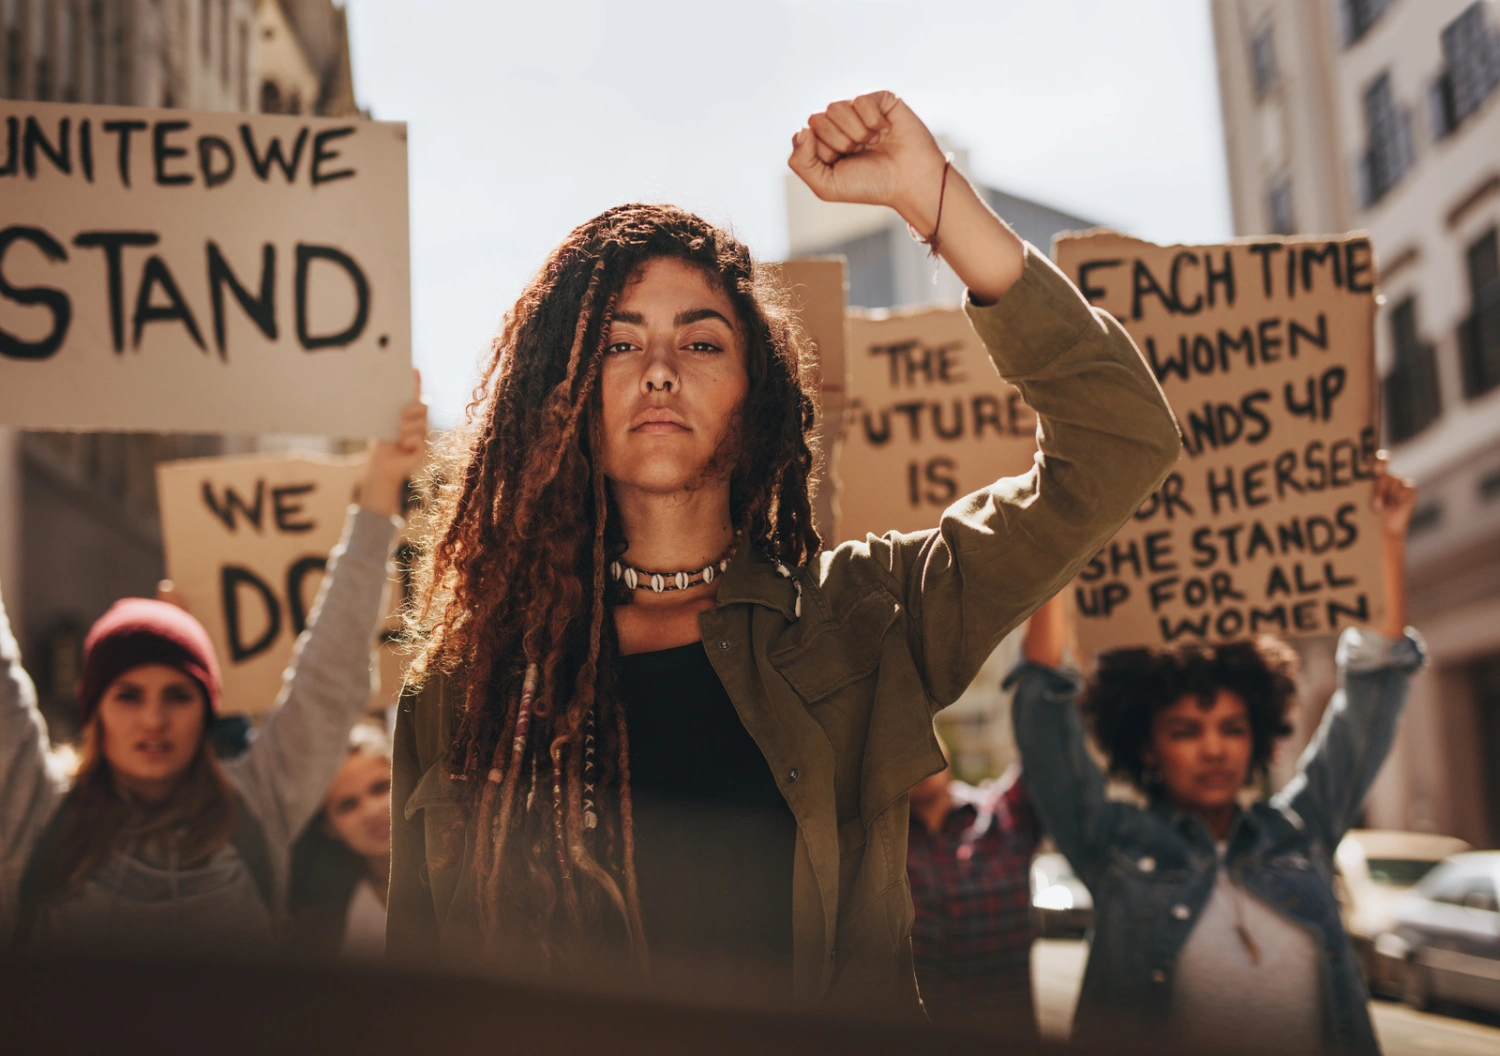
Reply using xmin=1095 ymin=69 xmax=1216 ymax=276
xmin=1367 ymin=858 xmax=1441 ymax=886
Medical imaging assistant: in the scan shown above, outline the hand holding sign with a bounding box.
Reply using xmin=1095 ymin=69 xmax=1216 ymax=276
xmin=158 ymin=386 xmax=426 ymax=714
xmin=357 ymin=368 xmax=428 ymax=518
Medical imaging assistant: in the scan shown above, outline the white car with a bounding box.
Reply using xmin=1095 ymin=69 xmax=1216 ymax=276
xmin=1387 ymin=851 xmax=1500 ymax=1013
xmin=1335 ymin=829 xmax=1471 ymax=995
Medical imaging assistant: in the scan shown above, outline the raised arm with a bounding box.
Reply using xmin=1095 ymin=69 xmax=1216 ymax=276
xmin=1008 ymin=592 xmax=1117 ymax=884
xmin=0 ymin=583 xmax=68 ymax=924
xmin=1272 ymin=460 xmax=1421 ymax=848
xmin=228 ymin=381 xmax=426 ymax=850
xmin=789 ymin=91 xmax=1024 ymax=304
xmin=792 ymin=92 xmax=1181 ymax=706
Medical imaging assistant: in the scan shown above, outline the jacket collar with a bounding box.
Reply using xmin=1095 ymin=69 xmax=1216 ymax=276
xmin=1147 ymin=796 xmax=1265 ymax=849
xmin=711 ymin=543 xmax=801 ymax=622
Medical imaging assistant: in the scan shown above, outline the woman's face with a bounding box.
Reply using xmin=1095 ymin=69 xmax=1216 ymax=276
xmin=600 ymin=257 xmax=750 ymax=496
xmin=322 ymin=751 xmax=392 ymax=860
xmin=1146 ymin=688 xmax=1254 ymax=815
xmin=96 ymin=664 xmax=207 ymax=800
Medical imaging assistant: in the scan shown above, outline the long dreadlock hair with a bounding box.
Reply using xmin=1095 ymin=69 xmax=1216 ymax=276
xmin=406 ymin=203 xmax=821 ymax=969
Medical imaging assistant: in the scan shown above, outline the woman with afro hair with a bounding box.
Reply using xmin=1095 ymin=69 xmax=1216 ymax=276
xmin=1012 ymin=459 xmax=1421 ymax=1054
xmin=388 ymin=90 xmax=1181 ymax=1015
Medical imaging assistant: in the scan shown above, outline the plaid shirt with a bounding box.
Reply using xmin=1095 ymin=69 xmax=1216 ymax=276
xmin=907 ymin=768 xmax=1040 ymax=1028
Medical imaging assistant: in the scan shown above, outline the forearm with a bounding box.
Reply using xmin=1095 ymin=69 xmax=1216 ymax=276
xmin=1024 ymin=593 xmax=1069 ymax=669
xmin=893 ymin=162 xmax=1024 ymax=304
xmin=358 ymin=469 xmax=406 ymax=519
xmin=1379 ymin=534 xmax=1406 ymax=638
xmin=0 ymin=588 xmax=64 ymax=873
xmin=1275 ymin=627 xmax=1424 ymax=843
xmin=954 ymin=248 xmax=1181 ymax=633
xmin=1008 ymin=662 xmax=1112 ymax=878
xmin=230 ymin=506 xmax=398 ymax=838
xmin=884 ymin=250 xmax=1179 ymax=703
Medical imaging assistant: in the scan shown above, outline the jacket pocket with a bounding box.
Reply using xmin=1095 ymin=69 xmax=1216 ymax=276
xmin=769 ymin=585 xmax=900 ymax=703
xmin=404 ymin=760 xmax=461 ymax=821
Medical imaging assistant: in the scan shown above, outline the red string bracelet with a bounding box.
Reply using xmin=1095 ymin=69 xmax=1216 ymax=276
xmin=907 ymin=153 xmax=953 ymax=264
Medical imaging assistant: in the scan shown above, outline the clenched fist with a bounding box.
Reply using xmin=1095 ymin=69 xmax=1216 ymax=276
xmin=788 ymin=91 xmax=948 ymax=225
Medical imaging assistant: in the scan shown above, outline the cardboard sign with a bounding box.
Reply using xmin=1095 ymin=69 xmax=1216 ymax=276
xmin=1053 ymin=231 xmax=1384 ymax=650
xmin=0 ymin=100 xmax=411 ymax=437
xmin=157 ymin=451 xmax=376 ymax=715
xmin=767 ymin=258 xmax=847 ymax=539
xmin=834 ymin=306 xmax=1038 ymax=542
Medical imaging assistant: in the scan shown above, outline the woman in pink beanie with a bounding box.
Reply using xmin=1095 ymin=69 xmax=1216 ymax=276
xmin=0 ymin=387 xmax=427 ymax=957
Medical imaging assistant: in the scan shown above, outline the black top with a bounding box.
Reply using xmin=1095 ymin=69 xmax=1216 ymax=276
xmin=615 ymin=641 xmax=796 ymax=990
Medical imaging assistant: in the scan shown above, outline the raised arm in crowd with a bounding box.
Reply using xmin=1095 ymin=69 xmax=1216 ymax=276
xmin=1012 ymin=459 xmax=1420 ymax=1054
xmin=0 ymin=387 xmax=427 ymax=956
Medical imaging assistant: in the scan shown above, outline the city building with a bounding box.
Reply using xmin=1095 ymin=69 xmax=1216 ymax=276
xmin=785 ymin=157 xmax=1094 ymax=782
xmin=0 ymin=0 xmax=357 ymax=737
xmin=255 ymin=0 xmax=358 ymax=118
xmin=1212 ymin=0 xmax=1500 ymax=845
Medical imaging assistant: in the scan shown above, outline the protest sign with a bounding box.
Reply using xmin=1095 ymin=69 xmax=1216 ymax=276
xmin=834 ymin=306 xmax=1037 ymax=542
xmin=157 ymin=451 xmax=388 ymax=715
xmin=1053 ymin=231 xmax=1384 ymax=650
xmin=0 ymin=99 xmax=411 ymax=437
xmin=768 ymin=258 xmax=847 ymax=538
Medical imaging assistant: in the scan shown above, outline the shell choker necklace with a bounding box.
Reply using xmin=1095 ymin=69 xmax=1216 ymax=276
xmin=610 ymin=533 xmax=740 ymax=594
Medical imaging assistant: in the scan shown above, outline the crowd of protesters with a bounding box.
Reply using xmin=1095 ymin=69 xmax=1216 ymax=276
xmin=0 ymin=89 xmax=1432 ymax=1054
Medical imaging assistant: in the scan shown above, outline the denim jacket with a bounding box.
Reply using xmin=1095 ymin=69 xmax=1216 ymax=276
xmin=1009 ymin=626 xmax=1425 ymax=1054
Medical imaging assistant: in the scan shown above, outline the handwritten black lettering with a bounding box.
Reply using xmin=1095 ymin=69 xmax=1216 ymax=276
xmin=0 ymin=226 xmax=72 ymax=360
xmin=310 ymin=127 xmax=357 ymax=186
xmin=271 ymin=483 xmax=316 ymax=532
xmin=73 ymin=230 xmax=160 ymax=352
xmin=207 ymin=241 xmax=276 ymax=360
xmin=294 ymin=243 xmax=369 ymax=350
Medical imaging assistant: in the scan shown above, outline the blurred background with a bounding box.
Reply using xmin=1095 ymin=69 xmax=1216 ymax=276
xmin=1 ymin=3 xmax=1498 ymax=1046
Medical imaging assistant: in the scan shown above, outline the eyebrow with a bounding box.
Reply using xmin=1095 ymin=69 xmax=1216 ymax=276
xmin=611 ymin=308 xmax=734 ymax=329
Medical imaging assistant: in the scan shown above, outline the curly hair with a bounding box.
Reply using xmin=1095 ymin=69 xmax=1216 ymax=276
xmin=1079 ymin=637 xmax=1301 ymax=793
xmin=404 ymin=203 xmax=821 ymax=970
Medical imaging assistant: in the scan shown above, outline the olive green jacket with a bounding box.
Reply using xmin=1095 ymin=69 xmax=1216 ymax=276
xmin=388 ymin=243 xmax=1182 ymax=1015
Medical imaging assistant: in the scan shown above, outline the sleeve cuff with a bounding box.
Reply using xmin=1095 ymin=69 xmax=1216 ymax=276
xmin=962 ymin=241 xmax=1100 ymax=380
xmin=341 ymin=504 xmax=400 ymax=564
xmin=1002 ymin=658 xmax=1083 ymax=696
xmin=1336 ymin=626 xmax=1427 ymax=676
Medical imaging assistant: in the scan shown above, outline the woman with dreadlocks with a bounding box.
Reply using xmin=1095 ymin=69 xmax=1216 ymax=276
xmin=389 ymin=91 xmax=1181 ymax=1014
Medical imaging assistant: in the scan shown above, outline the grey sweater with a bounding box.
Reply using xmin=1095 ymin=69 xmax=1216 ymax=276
xmin=0 ymin=506 xmax=397 ymax=956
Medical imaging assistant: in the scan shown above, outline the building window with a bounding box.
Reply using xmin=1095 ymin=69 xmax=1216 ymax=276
xmin=219 ymin=0 xmax=229 ymax=86
xmin=1432 ymin=2 xmax=1500 ymax=138
xmin=33 ymin=0 xmax=50 ymax=100
xmin=1341 ymin=0 xmax=1391 ymax=47
xmin=1268 ymin=175 xmax=1296 ymax=235
xmin=1251 ymin=23 xmax=1278 ymax=101
xmin=2 ymin=0 xmax=19 ymax=99
xmin=1460 ymin=228 xmax=1500 ymax=398
xmin=1358 ymin=72 xmax=1414 ymax=207
xmin=237 ymin=19 xmax=249 ymax=110
xmin=89 ymin=0 xmax=106 ymax=104
xmin=58 ymin=2 xmax=76 ymax=102
xmin=260 ymin=77 xmax=280 ymax=113
xmin=1384 ymin=297 xmax=1442 ymax=443
xmin=200 ymin=0 xmax=212 ymax=62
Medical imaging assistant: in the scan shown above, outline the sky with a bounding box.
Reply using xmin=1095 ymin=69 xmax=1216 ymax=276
xmin=343 ymin=0 xmax=1233 ymax=427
